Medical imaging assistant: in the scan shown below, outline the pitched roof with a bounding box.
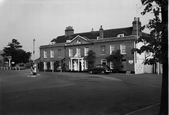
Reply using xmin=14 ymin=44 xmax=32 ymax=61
xmin=51 ymin=27 xmax=133 ymax=43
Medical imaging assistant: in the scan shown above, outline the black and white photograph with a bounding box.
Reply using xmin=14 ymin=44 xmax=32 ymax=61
xmin=0 ymin=0 xmax=168 ymax=115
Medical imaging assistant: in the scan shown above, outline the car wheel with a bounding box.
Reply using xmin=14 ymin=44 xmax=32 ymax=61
xmin=89 ymin=71 xmax=93 ymax=74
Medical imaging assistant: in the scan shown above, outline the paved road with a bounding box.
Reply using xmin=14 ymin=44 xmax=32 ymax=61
xmin=0 ymin=70 xmax=162 ymax=115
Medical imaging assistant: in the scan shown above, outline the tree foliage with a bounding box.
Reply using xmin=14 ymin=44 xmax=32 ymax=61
xmin=39 ymin=61 xmax=44 ymax=71
xmin=106 ymin=50 xmax=123 ymax=72
xmin=1 ymin=39 xmax=31 ymax=64
xmin=134 ymin=0 xmax=167 ymax=65
xmin=54 ymin=60 xmax=60 ymax=71
xmin=86 ymin=50 xmax=96 ymax=69
xmin=138 ymin=0 xmax=168 ymax=114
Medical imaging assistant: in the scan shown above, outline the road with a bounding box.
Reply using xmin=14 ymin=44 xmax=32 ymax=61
xmin=0 ymin=70 xmax=162 ymax=115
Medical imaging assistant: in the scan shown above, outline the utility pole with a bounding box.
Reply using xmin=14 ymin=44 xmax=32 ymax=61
xmin=33 ymin=39 xmax=35 ymax=63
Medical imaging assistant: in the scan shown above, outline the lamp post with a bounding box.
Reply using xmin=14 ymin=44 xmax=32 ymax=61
xmin=7 ymin=56 xmax=12 ymax=70
xmin=33 ymin=39 xmax=35 ymax=63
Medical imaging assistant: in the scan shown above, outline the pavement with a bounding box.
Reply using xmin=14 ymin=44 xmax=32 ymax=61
xmin=0 ymin=70 xmax=162 ymax=115
xmin=125 ymin=103 xmax=160 ymax=115
xmin=59 ymin=72 xmax=162 ymax=115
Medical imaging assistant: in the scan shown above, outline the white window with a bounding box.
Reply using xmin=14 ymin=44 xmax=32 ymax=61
xmin=84 ymin=60 xmax=88 ymax=69
xmin=50 ymin=50 xmax=54 ymax=58
xmin=44 ymin=51 xmax=47 ymax=58
xmin=120 ymin=44 xmax=126 ymax=54
xmin=117 ymin=34 xmax=124 ymax=37
xmin=69 ymin=49 xmax=73 ymax=57
xmin=69 ymin=61 xmax=71 ymax=69
xmin=50 ymin=61 xmax=54 ymax=70
xmin=100 ymin=45 xmax=106 ymax=55
xmin=84 ymin=47 xmax=89 ymax=56
xmin=76 ymin=48 xmax=81 ymax=57
xmin=101 ymin=59 xmax=107 ymax=65
xmin=44 ymin=62 xmax=47 ymax=70
xmin=110 ymin=61 xmax=114 ymax=69
xmin=110 ymin=45 xmax=115 ymax=54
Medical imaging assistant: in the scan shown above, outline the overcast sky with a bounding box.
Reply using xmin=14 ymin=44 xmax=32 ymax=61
xmin=0 ymin=0 xmax=153 ymax=59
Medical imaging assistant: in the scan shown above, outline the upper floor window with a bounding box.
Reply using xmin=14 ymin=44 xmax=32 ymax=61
xmin=76 ymin=48 xmax=81 ymax=57
xmin=44 ymin=51 xmax=47 ymax=58
xmin=100 ymin=45 xmax=106 ymax=55
xmin=110 ymin=45 xmax=115 ymax=54
xmin=58 ymin=49 xmax=61 ymax=56
xmin=120 ymin=44 xmax=126 ymax=54
xmin=50 ymin=50 xmax=54 ymax=58
xmin=69 ymin=49 xmax=73 ymax=57
xmin=84 ymin=47 xmax=89 ymax=56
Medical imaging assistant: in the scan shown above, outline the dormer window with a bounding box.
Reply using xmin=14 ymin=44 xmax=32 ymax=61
xmin=117 ymin=34 xmax=124 ymax=37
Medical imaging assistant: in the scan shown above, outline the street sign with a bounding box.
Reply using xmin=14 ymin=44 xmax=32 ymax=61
xmin=7 ymin=56 xmax=12 ymax=60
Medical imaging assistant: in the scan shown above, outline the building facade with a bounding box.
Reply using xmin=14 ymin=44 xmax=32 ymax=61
xmin=40 ymin=17 xmax=150 ymax=73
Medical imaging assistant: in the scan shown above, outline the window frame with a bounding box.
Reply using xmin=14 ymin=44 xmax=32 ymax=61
xmin=120 ymin=44 xmax=126 ymax=54
xmin=110 ymin=61 xmax=114 ymax=69
xmin=44 ymin=51 xmax=47 ymax=58
xmin=76 ymin=48 xmax=81 ymax=57
xmin=84 ymin=47 xmax=89 ymax=56
xmin=50 ymin=50 xmax=54 ymax=58
xmin=69 ymin=49 xmax=73 ymax=57
xmin=100 ymin=45 xmax=106 ymax=55
xmin=110 ymin=45 xmax=115 ymax=55
xmin=101 ymin=59 xmax=107 ymax=65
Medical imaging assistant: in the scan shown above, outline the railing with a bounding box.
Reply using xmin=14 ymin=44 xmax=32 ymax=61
xmin=0 ymin=67 xmax=22 ymax=70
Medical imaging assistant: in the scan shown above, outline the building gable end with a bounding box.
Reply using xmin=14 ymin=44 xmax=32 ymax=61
xmin=66 ymin=35 xmax=91 ymax=45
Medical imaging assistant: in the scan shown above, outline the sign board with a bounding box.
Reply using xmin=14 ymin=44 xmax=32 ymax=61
xmin=128 ymin=60 xmax=133 ymax=64
xmin=7 ymin=56 xmax=12 ymax=60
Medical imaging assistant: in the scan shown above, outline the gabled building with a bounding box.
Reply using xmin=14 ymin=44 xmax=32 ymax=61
xmin=40 ymin=17 xmax=151 ymax=73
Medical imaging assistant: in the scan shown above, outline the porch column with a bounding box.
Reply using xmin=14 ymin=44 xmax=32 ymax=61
xmin=81 ymin=59 xmax=84 ymax=71
xmin=70 ymin=59 xmax=73 ymax=71
xmin=77 ymin=59 xmax=79 ymax=71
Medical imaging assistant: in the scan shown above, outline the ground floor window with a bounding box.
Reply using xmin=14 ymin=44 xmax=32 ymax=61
xmin=101 ymin=59 xmax=107 ymax=65
xmin=50 ymin=61 xmax=54 ymax=70
xmin=84 ymin=60 xmax=88 ymax=69
xmin=110 ymin=61 xmax=114 ymax=69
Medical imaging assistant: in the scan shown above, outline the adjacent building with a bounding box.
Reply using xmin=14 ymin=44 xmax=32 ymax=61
xmin=40 ymin=17 xmax=152 ymax=74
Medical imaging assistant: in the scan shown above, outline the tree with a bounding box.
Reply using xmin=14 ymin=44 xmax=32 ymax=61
xmin=54 ymin=60 xmax=60 ymax=71
xmin=135 ymin=1 xmax=168 ymax=114
xmin=1 ymin=39 xmax=31 ymax=65
xmin=86 ymin=50 xmax=96 ymax=69
xmin=106 ymin=50 xmax=123 ymax=72
xmin=39 ymin=61 xmax=44 ymax=71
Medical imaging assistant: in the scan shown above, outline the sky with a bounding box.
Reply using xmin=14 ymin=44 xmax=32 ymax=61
xmin=0 ymin=0 xmax=153 ymax=59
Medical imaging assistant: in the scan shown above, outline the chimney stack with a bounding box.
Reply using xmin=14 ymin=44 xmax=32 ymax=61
xmin=132 ymin=17 xmax=142 ymax=36
xmin=99 ymin=25 xmax=104 ymax=39
xmin=65 ymin=26 xmax=74 ymax=37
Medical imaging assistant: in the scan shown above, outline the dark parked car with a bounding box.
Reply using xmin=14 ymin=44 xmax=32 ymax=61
xmin=88 ymin=64 xmax=111 ymax=74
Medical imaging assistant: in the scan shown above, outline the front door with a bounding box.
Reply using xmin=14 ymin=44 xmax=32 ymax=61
xmin=79 ymin=61 xmax=81 ymax=71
